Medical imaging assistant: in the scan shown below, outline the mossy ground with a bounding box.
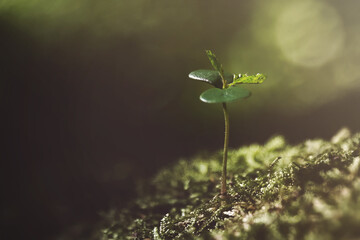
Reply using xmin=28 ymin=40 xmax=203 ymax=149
xmin=99 ymin=128 xmax=360 ymax=240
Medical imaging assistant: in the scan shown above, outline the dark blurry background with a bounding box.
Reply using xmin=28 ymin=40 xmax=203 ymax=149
xmin=2 ymin=0 xmax=360 ymax=239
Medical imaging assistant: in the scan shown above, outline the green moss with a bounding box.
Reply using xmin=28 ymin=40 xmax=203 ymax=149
xmin=100 ymin=129 xmax=360 ymax=240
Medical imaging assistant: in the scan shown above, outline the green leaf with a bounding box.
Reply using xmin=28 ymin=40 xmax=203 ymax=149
xmin=189 ymin=69 xmax=233 ymax=88
xmin=229 ymin=73 xmax=266 ymax=86
xmin=205 ymin=50 xmax=223 ymax=74
xmin=199 ymin=87 xmax=251 ymax=103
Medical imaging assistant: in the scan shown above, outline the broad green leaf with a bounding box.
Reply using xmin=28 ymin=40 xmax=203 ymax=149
xmin=189 ymin=69 xmax=233 ymax=88
xmin=229 ymin=73 xmax=266 ymax=86
xmin=199 ymin=87 xmax=251 ymax=103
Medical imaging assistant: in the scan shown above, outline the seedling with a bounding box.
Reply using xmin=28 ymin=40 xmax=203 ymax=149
xmin=189 ymin=50 xmax=266 ymax=197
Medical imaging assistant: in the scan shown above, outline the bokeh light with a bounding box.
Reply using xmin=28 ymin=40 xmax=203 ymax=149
xmin=226 ymin=0 xmax=360 ymax=114
xmin=275 ymin=0 xmax=344 ymax=68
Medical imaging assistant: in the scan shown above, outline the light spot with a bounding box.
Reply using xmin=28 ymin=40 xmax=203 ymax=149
xmin=275 ymin=0 xmax=344 ymax=67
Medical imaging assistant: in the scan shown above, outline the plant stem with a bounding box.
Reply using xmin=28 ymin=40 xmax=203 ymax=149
xmin=221 ymin=102 xmax=229 ymax=197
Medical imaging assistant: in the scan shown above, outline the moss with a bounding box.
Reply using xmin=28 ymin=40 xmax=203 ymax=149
xmin=99 ymin=129 xmax=360 ymax=240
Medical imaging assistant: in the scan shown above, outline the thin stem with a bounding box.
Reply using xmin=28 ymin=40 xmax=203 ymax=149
xmin=221 ymin=102 xmax=229 ymax=197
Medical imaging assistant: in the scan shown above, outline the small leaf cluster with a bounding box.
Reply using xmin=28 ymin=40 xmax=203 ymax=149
xmin=188 ymin=50 xmax=266 ymax=103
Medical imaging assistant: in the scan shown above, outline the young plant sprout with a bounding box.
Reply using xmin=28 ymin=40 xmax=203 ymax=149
xmin=189 ymin=50 xmax=266 ymax=198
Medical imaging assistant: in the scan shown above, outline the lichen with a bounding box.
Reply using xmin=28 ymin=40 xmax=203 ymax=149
xmin=99 ymin=129 xmax=360 ymax=240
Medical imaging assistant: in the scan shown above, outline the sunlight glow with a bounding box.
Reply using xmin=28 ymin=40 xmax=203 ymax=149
xmin=275 ymin=0 xmax=344 ymax=67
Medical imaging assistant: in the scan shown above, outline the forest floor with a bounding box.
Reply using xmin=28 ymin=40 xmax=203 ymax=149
xmin=64 ymin=128 xmax=360 ymax=240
